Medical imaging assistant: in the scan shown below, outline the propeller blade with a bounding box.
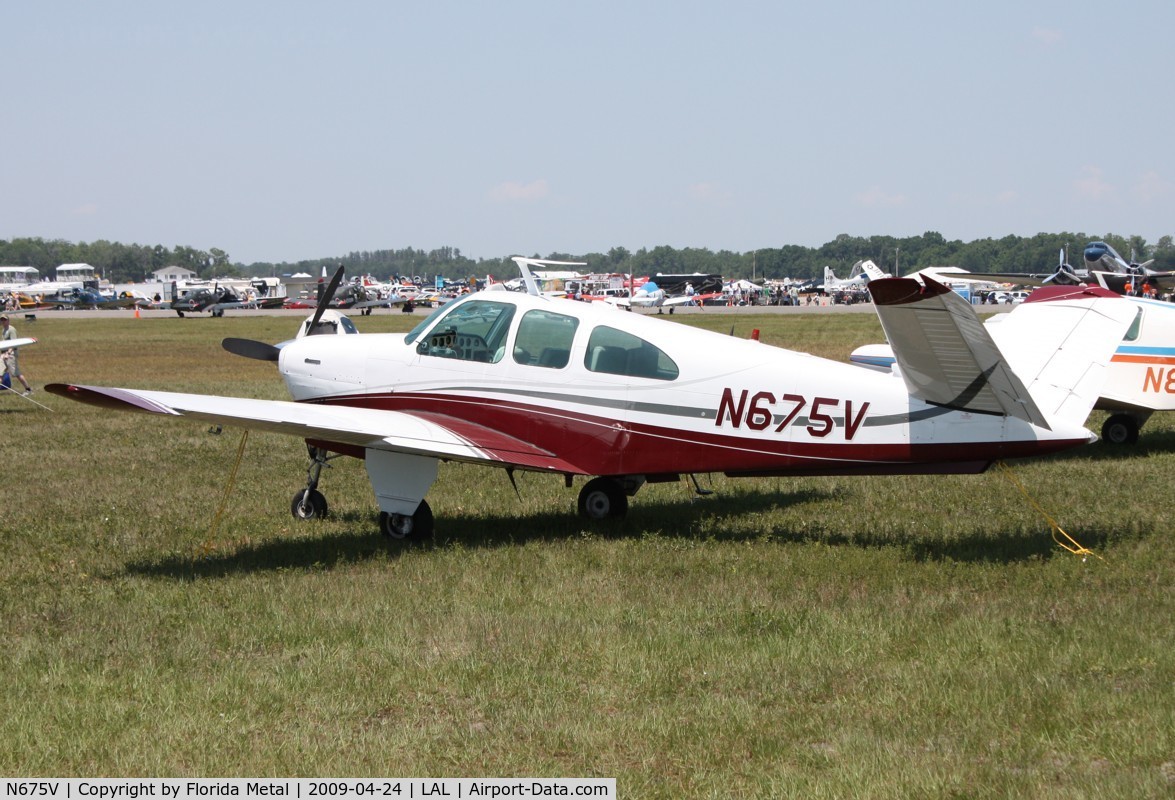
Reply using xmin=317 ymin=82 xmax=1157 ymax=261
xmin=307 ymin=265 xmax=346 ymax=332
xmin=222 ymin=337 xmax=280 ymax=362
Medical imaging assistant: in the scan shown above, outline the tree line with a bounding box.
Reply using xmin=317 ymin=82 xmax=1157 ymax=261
xmin=3 ymin=232 xmax=1173 ymax=285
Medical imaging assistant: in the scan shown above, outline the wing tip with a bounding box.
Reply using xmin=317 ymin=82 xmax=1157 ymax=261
xmin=45 ymin=383 xmax=179 ymax=415
xmin=868 ymin=276 xmax=952 ymax=306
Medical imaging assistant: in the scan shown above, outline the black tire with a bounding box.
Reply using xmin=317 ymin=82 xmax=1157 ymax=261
xmin=577 ymin=477 xmax=628 ymax=520
xmin=1102 ymin=414 xmax=1140 ymax=445
xmin=290 ymin=489 xmax=328 ymax=520
xmin=380 ymin=499 xmax=434 ymax=541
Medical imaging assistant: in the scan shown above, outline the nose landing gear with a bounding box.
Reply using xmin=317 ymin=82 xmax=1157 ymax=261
xmin=290 ymin=445 xmax=334 ymax=520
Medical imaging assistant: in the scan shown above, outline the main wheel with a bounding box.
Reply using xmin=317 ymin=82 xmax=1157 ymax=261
xmin=380 ymin=499 xmax=434 ymax=541
xmin=1102 ymin=414 xmax=1140 ymax=445
xmin=290 ymin=489 xmax=328 ymax=520
xmin=578 ymin=477 xmax=628 ymax=520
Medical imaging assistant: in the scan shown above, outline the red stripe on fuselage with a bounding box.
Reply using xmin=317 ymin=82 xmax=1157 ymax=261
xmin=306 ymin=391 xmax=1087 ymax=477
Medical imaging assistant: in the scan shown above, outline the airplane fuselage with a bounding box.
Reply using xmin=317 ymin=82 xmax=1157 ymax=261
xmin=276 ymin=292 xmax=1090 ymax=480
xmin=1098 ymin=296 xmax=1175 ymax=413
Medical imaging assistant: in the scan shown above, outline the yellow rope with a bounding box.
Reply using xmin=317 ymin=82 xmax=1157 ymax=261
xmin=994 ymin=460 xmax=1103 ymax=561
xmin=196 ymin=429 xmax=249 ymax=558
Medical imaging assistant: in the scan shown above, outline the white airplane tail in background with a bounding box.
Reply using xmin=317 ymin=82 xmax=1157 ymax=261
xmin=984 ymin=286 xmax=1137 ymax=430
xmin=859 ymin=259 xmax=889 ymax=282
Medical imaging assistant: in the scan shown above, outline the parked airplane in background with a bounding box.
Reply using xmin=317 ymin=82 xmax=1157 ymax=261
xmin=850 ymin=284 xmax=1172 ymax=445
xmin=819 ymin=259 xmax=890 ymax=291
xmin=171 ymin=285 xmax=248 ymax=317
xmin=959 ymin=244 xmax=1174 ymax=294
xmin=1054 ymin=286 xmax=1175 ymax=444
xmin=1084 ymin=241 xmax=1154 ymax=274
xmin=1084 ymin=241 xmax=1175 ymax=295
xmin=958 ymin=249 xmax=1090 ymax=287
xmin=612 ymin=279 xmax=721 ymax=312
xmin=48 ymin=262 xmax=1134 ymax=540
xmin=327 ymin=280 xmax=407 ymax=315
xmin=40 ymin=287 xmax=141 ymax=310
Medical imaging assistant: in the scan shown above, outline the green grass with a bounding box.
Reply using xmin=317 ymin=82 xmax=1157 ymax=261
xmin=2 ymin=310 xmax=1173 ymax=797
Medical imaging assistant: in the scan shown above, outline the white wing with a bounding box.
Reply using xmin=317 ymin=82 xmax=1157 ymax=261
xmin=0 ymin=337 xmax=37 ymax=350
xmin=46 ymin=384 xmax=587 ymax=474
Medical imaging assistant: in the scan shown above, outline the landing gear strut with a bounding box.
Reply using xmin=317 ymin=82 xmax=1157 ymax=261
xmin=290 ymin=446 xmax=333 ymax=520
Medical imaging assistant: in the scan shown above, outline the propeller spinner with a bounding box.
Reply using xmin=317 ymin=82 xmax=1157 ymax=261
xmin=221 ymin=265 xmax=347 ymax=362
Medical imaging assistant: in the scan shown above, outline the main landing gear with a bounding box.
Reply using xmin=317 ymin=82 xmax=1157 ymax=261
xmin=1101 ymin=413 xmax=1143 ymax=445
xmin=575 ymin=474 xmax=713 ymax=520
xmin=578 ymin=477 xmax=629 ymax=520
xmin=576 ymin=476 xmax=656 ymax=520
xmin=289 ymin=445 xmax=436 ymax=541
xmin=379 ymin=500 xmax=434 ymax=541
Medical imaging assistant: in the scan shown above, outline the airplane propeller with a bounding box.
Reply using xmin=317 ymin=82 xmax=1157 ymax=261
xmin=221 ymin=265 xmax=346 ymax=362
xmin=222 ymin=337 xmax=281 ymax=362
xmin=306 ymin=264 xmax=346 ymax=333
xmin=1042 ymin=248 xmax=1081 ymax=285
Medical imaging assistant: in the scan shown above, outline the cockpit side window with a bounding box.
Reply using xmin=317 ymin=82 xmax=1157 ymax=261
xmin=414 ymin=300 xmax=516 ymax=363
xmin=404 ymin=302 xmax=453 ymax=345
xmin=513 ymin=309 xmax=579 ymax=368
xmin=584 ymin=325 xmax=679 ymax=380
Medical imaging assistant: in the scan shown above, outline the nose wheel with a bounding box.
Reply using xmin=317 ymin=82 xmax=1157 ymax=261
xmin=291 ymin=489 xmax=328 ymax=519
xmin=290 ymin=445 xmax=333 ymax=520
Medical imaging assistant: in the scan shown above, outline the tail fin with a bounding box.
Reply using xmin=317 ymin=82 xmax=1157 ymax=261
xmin=868 ymin=277 xmax=1048 ymax=427
xmin=859 ymin=259 xmax=889 ymax=281
xmin=867 ymin=278 xmax=1135 ymax=431
xmin=823 ymin=266 xmax=837 ymax=287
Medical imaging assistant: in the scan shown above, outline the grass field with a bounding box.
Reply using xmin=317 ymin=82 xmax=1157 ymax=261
xmin=2 ymin=309 xmax=1172 ymax=797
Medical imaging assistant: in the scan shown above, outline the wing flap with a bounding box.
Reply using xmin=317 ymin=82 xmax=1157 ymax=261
xmin=46 ymin=384 xmax=586 ymax=474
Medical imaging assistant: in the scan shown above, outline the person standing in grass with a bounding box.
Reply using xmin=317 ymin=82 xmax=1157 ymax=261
xmin=0 ymin=314 xmax=33 ymax=395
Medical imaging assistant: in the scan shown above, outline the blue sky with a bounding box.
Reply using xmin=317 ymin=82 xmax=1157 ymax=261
xmin=3 ymin=1 xmax=1173 ymax=264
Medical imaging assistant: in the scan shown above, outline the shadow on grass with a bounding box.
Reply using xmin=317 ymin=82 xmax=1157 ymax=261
xmin=120 ymin=488 xmax=829 ymax=579
xmin=118 ymin=483 xmax=1127 ymax=579
xmin=1027 ymin=426 xmax=1175 ymax=463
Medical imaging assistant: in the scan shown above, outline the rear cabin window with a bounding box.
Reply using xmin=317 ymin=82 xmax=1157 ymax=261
xmin=513 ymin=309 xmax=579 ymax=368
xmin=414 ymin=300 xmax=516 ymax=363
xmin=584 ymin=325 xmax=679 ymax=380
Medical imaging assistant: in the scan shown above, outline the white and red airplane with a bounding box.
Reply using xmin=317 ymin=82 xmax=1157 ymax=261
xmin=47 ymin=262 xmax=1134 ymax=540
